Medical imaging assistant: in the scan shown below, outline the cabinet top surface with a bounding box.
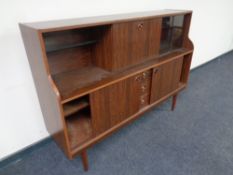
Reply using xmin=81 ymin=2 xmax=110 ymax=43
xmin=21 ymin=9 xmax=192 ymax=32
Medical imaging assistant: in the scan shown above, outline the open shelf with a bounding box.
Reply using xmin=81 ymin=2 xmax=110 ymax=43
xmin=42 ymin=26 xmax=106 ymax=53
xmin=46 ymin=40 xmax=98 ymax=53
xmin=53 ymin=66 xmax=111 ymax=100
xmin=63 ymin=96 xmax=89 ymax=117
xmin=66 ymin=109 xmax=93 ymax=150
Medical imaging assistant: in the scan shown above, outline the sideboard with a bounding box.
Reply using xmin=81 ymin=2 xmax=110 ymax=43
xmin=20 ymin=9 xmax=194 ymax=171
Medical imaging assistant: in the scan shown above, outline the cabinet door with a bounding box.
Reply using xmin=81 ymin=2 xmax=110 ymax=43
xmin=112 ymin=21 xmax=148 ymax=69
xmin=129 ymin=20 xmax=149 ymax=63
xmin=150 ymin=57 xmax=183 ymax=103
xmin=111 ymin=18 xmax=162 ymax=70
xmin=148 ymin=18 xmax=162 ymax=58
xmin=90 ymin=78 xmax=140 ymax=135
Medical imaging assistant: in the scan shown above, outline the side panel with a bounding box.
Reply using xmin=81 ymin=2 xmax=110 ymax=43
xmin=19 ymin=25 xmax=70 ymax=157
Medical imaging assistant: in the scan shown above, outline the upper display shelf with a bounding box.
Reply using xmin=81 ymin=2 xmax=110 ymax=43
xmin=20 ymin=10 xmax=192 ymax=32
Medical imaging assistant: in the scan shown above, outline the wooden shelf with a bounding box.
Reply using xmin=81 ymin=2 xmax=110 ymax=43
xmin=46 ymin=40 xmax=97 ymax=53
xmin=66 ymin=111 xmax=93 ymax=150
xmin=53 ymin=66 xmax=111 ymax=101
xmin=63 ymin=97 xmax=89 ymax=117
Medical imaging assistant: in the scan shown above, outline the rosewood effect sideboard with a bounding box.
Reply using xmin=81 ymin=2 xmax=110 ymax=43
xmin=19 ymin=10 xmax=194 ymax=171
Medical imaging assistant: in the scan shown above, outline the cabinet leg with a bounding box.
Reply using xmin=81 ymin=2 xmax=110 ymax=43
xmin=171 ymin=94 xmax=178 ymax=111
xmin=81 ymin=150 xmax=89 ymax=171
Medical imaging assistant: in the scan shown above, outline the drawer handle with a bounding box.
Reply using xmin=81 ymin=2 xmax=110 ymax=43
xmin=142 ymin=72 xmax=147 ymax=79
xmin=135 ymin=76 xmax=141 ymax=82
xmin=141 ymin=85 xmax=146 ymax=92
xmin=137 ymin=23 xmax=144 ymax=30
xmin=140 ymin=99 xmax=145 ymax=104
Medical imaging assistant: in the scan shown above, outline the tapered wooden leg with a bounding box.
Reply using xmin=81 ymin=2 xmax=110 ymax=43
xmin=171 ymin=94 xmax=178 ymax=111
xmin=81 ymin=150 xmax=89 ymax=171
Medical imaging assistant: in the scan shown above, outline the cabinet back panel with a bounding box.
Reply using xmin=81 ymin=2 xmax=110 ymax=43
xmin=47 ymin=47 xmax=92 ymax=75
xmin=43 ymin=26 xmax=110 ymax=75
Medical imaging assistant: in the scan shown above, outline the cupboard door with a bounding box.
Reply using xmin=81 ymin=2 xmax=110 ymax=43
xmin=111 ymin=18 xmax=162 ymax=70
xmin=150 ymin=57 xmax=183 ymax=103
xmin=148 ymin=18 xmax=162 ymax=58
xmin=112 ymin=22 xmax=130 ymax=69
xmin=112 ymin=21 xmax=148 ymax=69
xmin=90 ymin=78 xmax=140 ymax=135
xmin=129 ymin=20 xmax=149 ymax=64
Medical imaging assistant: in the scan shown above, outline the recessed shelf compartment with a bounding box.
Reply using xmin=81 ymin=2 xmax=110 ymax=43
xmin=43 ymin=25 xmax=111 ymax=76
xmin=66 ymin=109 xmax=93 ymax=150
xmin=63 ymin=96 xmax=89 ymax=117
xmin=53 ymin=66 xmax=111 ymax=100
xmin=43 ymin=26 xmax=106 ymax=53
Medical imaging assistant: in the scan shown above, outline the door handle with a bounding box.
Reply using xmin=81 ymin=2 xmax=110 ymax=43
xmin=153 ymin=68 xmax=159 ymax=74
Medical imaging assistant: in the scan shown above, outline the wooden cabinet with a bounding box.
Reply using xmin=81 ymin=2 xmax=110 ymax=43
xmin=150 ymin=57 xmax=184 ymax=103
xmin=20 ymin=10 xmax=193 ymax=171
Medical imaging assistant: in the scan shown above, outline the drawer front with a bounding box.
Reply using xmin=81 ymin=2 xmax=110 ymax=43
xmin=134 ymin=70 xmax=152 ymax=109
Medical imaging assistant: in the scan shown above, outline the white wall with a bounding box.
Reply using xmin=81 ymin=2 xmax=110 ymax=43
xmin=0 ymin=0 xmax=233 ymax=160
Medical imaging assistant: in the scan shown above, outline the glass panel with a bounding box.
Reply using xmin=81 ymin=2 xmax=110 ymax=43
xmin=160 ymin=15 xmax=184 ymax=54
xmin=172 ymin=15 xmax=184 ymax=49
